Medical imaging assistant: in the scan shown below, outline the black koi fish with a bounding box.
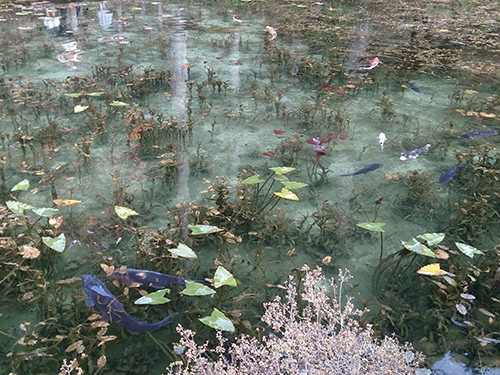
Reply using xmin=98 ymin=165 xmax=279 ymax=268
xmin=82 ymin=275 xmax=178 ymax=335
xmin=439 ymin=163 xmax=467 ymax=184
xmin=109 ymin=268 xmax=211 ymax=288
xmin=339 ymin=163 xmax=382 ymax=176
xmin=405 ymin=80 xmax=421 ymax=93
xmin=460 ymin=128 xmax=498 ymax=139
xmin=400 ymin=144 xmax=430 ymax=161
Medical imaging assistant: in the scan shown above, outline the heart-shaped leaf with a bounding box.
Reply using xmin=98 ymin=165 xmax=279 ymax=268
xmin=114 ymin=206 xmax=139 ymax=219
xmin=401 ymin=238 xmax=436 ymax=258
xmin=168 ymin=243 xmax=197 ymax=258
xmin=455 ymin=242 xmax=484 ymax=258
xmin=6 ymin=200 xmax=34 ymax=214
xmin=42 ymin=233 xmax=66 ymax=253
xmin=269 ymin=166 xmax=295 ymax=175
xmin=31 ymin=207 xmax=60 ymax=217
xmin=417 ymin=263 xmax=449 ymax=276
xmin=281 ymin=181 xmax=308 ymax=190
xmin=214 ymin=266 xmax=237 ymax=288
xmin=11 ymin=179 xmax=29 ymax=192
xmin=417 ymin=233 xmax=445 ymax=246
xmin=199 ymin=308 xmax=235 ymax=332
xmin=134 ymin=289 xmax=170 ymax=305
xmin=188 ymin=225 xmax=222 ymax=235
xmin=182 ymin=280 xmax=216 ymax=296
xmin=357 ymin=222 xmax=386 ymax=233
xmin=109 ymin=100 xmax=129 ymax=106
xmin=274 ymin=188 xmax=299 ymax=201
xmin=74 ymin=105 xmax=89 ymax=113
xmin=87 ymin=92 xmax=104 ymax=97
xmin=242 ymin=175 xmax=264 ymax=185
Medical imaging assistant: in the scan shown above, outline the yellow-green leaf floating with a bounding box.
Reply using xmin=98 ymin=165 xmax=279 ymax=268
xmin=182 ymin=280 xmax=216 ymax=296
xmin=11 ymin=179 xmax=29 ymax=192
xmin=74 ymin=105 xmax=89 ymax=113
xmin=274 ymin=188 xmax=299 ymax=201
xmin=168 ymin=243 xmax=197 ymax=258
xmin=188 ymin=224 xmax=220 ymax=235
xmin=242 ymin=175 xmax=264 ymax=184
xmin=455 ymin=242 xmax=484 ymax=258
xmin=214 ymin=266 xmax=237 ymax=288
xmin=199 ymin=308 xmax=235 ymax=332
xmin=134 ymin=289 xmax=170 ymax=305
xmin=356 ymin=222 xmax=386 ymax=232
xmin=269 ymin=166 xmax=295 ymax=174
xmin=114 ymin=205 xmax=139 ymax=219
xmin=42 ymin=233 xmax=66 ymax=253
xmin=6 ymin=200 xmax=34 ymax=214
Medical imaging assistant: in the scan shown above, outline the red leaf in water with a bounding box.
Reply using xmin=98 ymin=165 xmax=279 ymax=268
xmin=273 ymin=130 xmax=285 ymax=134
xmin=336 ymin=91 xmax=346 ymax=95
xmin=216 ymin=57 xmax=223 ymax=59
xmin=319 ymin=138 xmax=329 ymax=143
xmin=321 ymin=85 xmax=335 ymax=90
xmin=467 ymin=102 xmax=475 ymax=105
xmin=263 ymin=151 xmax=276 ymax=157
xmin=235 ymin=62 xmax=243 ymax=65
xmin=328 ymin=134 xmax=348 ymax=140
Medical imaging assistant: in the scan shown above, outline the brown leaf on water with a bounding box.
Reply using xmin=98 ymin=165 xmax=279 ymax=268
xmin=383 ymin=173 xmax=399 ymax=180
xmin=65 ymin=340 xmax=83 ymax=353
xmin=97 ymin=355 xmax=107 ymax=368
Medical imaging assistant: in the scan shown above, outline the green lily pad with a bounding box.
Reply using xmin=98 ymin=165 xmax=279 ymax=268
xmin=269 ymin=166 xmax=295 ymax=175
xmin=168 ymin=243 xmax=197 ymax=258
xmin=281 ymin=181 xmax=308 ymax=190
xmin=31 ymin=207 xmax=60 ymax=217
xmin=417 ymin=233 xmax=445 ymax=246
xmin=356 ymin=222 xmax=386 ymax=232
xmin=182 ymin=280 xmax=216 ymax=296
xmin=11 ymin=179 xmax=29 ymax=192
xmin=274 ymin=188 xmax=299 ymax=201
xmin=109 ymin=100 xmax=129 ymax=106
xmin=188 ymin=224 xmax=220 ymax=235
xmin=6 ymin=200 xmax=34 ymax=214
xmin=242 ymin=175 xmax=264 ymax=185
xmin=214 ymin=266 xmax=237 ymax=288
xmin=455 ymin=242 xmax=484 ymax=258
xmin=134 ymin=289 xmax=170 ymax=305
xmin=401 ymin=238 xmax=436 ymax=258
xmin=42 ymin=233 xmax=66 ymax=253
xmin=199 ymin=308 xmax=235 ymax=332
xmin=114 ymin=205 xmax=139 ymax=219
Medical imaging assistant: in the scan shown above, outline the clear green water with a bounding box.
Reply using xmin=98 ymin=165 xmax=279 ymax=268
xmin=1 ymin=0 xmax=500 ymax=373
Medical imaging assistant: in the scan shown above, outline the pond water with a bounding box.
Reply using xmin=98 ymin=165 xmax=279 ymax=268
xmin=1 ymin=0 xmax=500 ymax=373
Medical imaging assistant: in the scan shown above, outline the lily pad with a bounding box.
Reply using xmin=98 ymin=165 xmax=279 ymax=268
xmin=214 ymin=266 xmax=237 ymax=288
xmin=182 ymin=280 xmax=216 ymax=296
xmin=242 ymin=175 xmax=264 ymax=185
xmin=134 ymin=289 xmax=170 ymax=305
xmin=274 ymin=188 xmax=299 ymax=201
xmin=11 ymin=179 xmax=29 ymax=192
xmin=114 ymin=205 xmax=139 ymax=219
xmin=74 ymin=105 xmax=89 ymax=113
xmin=416 ymin=233 xmax=445 ymax=246
xmin=281 ymin=181 xmax=308 ymax=190
xmin=31 ymin=207 xmax=60 ymax=217
xmin=188 ymin=224 xmax=222 ymax=235
xmin=6 ymin=200 xmax=34 ymax=214
xmin=42 ymin=233 xmax=66 ymax=253
xmin=168 ymin=243 xmax=197 ymax=258
xmin=401 ymin=238 xmax=436 ymax=258
xmin=199 ymin=308 xmax=235 ymax=332
xmin=356 ymin=222 xmax=386 ymax=232
xmin=269 ymin=166 xmax=295 ymax=175
xmin=455 ymin=242 xmax=484 ymax=258
xmin=109 ymin=100 xmax=129 ymax=106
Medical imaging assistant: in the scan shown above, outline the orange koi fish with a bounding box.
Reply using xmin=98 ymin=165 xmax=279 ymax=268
xmin=266 ymin=26 xmax=277 ymax=40
xmin=358 ymin=57 xmax=381 ymax=70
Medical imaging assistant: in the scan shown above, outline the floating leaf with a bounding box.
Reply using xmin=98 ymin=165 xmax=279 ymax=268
xmin=456 ymin=303 xmax=467 ymax=315
xmin=443 ymin=275 xmax=456 ymax=286
xmin=401 ymin=238 xmax=435 ymax=257
xmin=463 ymin=89 xmax=478 ymax=95
xmin=87 ymin=92 xmax=104 ymax=97
xmin=42 ymin=233 xmax=66 ymax=253
xmin=242 ymin=175 xmax=264 ymax=184
xmin=65 ymin=93 xmax=83 ymax=97
xmin=214 ymin=266 xmax=237 ymax=288
xmin=281 ymin=181 xmax=308 ymax=190
xmin=6 ymin=200 xmax=34 ymax=214
xmin=273 ymin=174 xmax=289 ymax=182
xmin=114 ymin=205 xmax=139 ymax=219
xmin=417 ymin=233 xmax=445 ymax=246
xmin=65 ymin=340 xmax=84 ymax=353
xmin=417 ymin=263 xmax=449 ymax=276
xmin=269 ymin=166 xmax=295 ymax=175
xmin=188 ymin=224 xmax=222 ymax=235
xmin=74 ymin=105 xmax=89 ymax=113
xmin=455 ymin=242 xmax=484 ymax=258
xmin=460 ymin=293 xmax=476 ymax=300
xmin=134 ymin=289 xmax=170 ymax=305
xmin=31 ymin=207 xmax=60 ymax=217
xmin=357 ymin=222 xmax=386 ymax=233
xmin=274 ymin=188 xmax=299 ymax=201
xmin=168 ymin=243 xmax=197 ymax=258
xmin=433 ymin=249 xmax=449 ymax=259
xmin=182 ymin=280 xmax=216 ymax=296
xmin=109 ymin=100 xmax=129 ymax=106
xmin=199 ymin=308 xmax=235 ymax=332
xmin=11 ymin=179 xmax=29 ymax=192
xmin=52 ymin=199 xmax=82 ymax=206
